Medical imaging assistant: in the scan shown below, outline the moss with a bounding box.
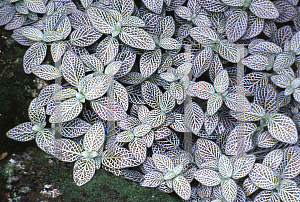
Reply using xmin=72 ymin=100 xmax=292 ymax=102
xmin=0 ymin=147 xmax=181 ymax=202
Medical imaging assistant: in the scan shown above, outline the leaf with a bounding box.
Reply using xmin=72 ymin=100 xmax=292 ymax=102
xmin=119 ymin=27 xmax=156 ymax=50
xmin=61 ymin=51 xmax=85 ymax=87
xmin=42 ymin=31 xmax=64 ymax=43
xmin=4 ymin=13 xmax=26 ymax=30
xmin=35 ymin=129 xmax=54 ymax=153
xmin=142 ymin=0 xmax=163 ymax=14
xmin=226 ymin=9 xmax=248 ymax=42
xmin=144 ymin=109 xmax=166 ymax=128
xmin=159 ymin=38 xmax=180 ymax=50
xmin=32 ymin=65 xmax=60 ymax=80
xmin=198 ymin=0 xmax=228 ymax=12
xmin=278 ymin=179 xmax=300 ymax=202
xmin=257 ymin=131 xmax=278 ymax=148
xmin=184 ymin=102 xmax=204 ymax=134
xmin=273 ymin=52 xmax=295 ymax=72
xmin=220 ymin=0 xmax=244 ymax=6
xmin=249 ymin=0 xmax=279 ymax=19
xmin=219 ymin=155 xmax=233 ymax=178
xmin=224 ymin=93 xmax=251 ymax=112
xmin=70 ymin=26 xmax=102 ymax=47
xmin=84 ymin=75 xmax=110 ymax=101
xmin=196 ymin=139 xmax=221 ymax=161
xmin=254 ymin=190 xmax=280 ymax=202
xmin=37 ymin=84 xmax=60 ymax=108
xmin=49 ymin=98 xmax=83 ymax=123
xmin=6 ymin=122 xmax=35 ymax=142
xmin=204 ymin=113 xmax=219 ymax=135
xmin=225 ymin=123 xmax=256 ymax=156
xmin=241 ymin=14 xmax=264 ymax=40
xmin=28 ymin=98 xmax=46 ymax=125
xmin=279 ymin=146 xmax=300 ymax=179
xmin=262 ymin=149 xmax=283 ymax=171
xmin=122 ymin=16 xmax=145 ymax=27
xmin=80 ymin=54 xmax=103 ymax=72
xmin=141 ymin=171 xmax=163 ymax=187
xmin=112 ymin=0 xmax=134 ymax=17
xmin=192 ymin=47 xmax=213 ymax=78
xmin=242 ymin=55 xmax=269 ymax=71
xmin=140 ymin=49 xmax=162 ymax=78
xmin=173 ymin=176 xmax=191 ymax=200
xmin=207 ymin=94 xmax=223 ymax=116
xmin=214 ymin=70 xmax=229 ymax=93
xmin=23 ymin=42 xmax=47 ymax=74
xmin=222 ymin=179 xmax=238 ymax=202
xmin=73 ymin=159 xmax=95 ymax=186
xmin=45 ymin=139 xmax=82 ymax=162
xmin=250 ymin=41 xmax=282 ymax=56
xmin=61 ymin=118 xmax=91 ymax=138
xmin=129 ymin=138 xmax=147 ymax=163
xmin=267 ymin=113 xmax=298 ymax=144
xmin=217 ymin=40 xmax=239 ymax=63
xmin=191 ymin=81 xmax=214 ymax=100
xmin=232 ymin=155 xmax=256 ymax=179
xmin=24 ymin=0 xmax=46 ymax=14
xmin=249 ymin=163 xmax=278 ymax=190
xmin=91 ymin=97 xmax=127 ymax=121
xmin=96 ymin=36 xmax=119 ymax=66
xmin=291 ymin=31 xmax=300 ymax=55
xmin=152 ymin=154 xmax=174 ymax=173
xmin=80 ymin=0 xmax=93 ymax=8
xmin=190 ymin=27 xmax=219 ymax=45
xmin=83 ymin=122 xmax=105 ymax=152
xmin=101 ymin=147 xmax=140 ymax=169
xmin=195 ymin=169 xmax=221 ymax=186
xmin=87 ymin=7 xmax=116 ymax=34
xmin=142 ymin=81 xmax=162 ymax=108
xmin=51 ymin=42 xmax=66 ymax=63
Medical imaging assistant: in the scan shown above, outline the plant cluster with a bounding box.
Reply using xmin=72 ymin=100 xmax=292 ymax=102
xmin=1 ymin=0 xmax=300 ymax=201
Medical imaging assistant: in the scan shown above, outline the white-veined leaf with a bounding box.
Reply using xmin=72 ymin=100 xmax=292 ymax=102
xmin=254 ymin=190 xmax=280 ymax=202
xmin=173 ymin=176 xmax=191 ymax=200
xmin=214 ymin=70 xmax=229 ymax=93
xmin=257 ymin=131 xmax=278 ymax=148
xmin=83 ymin=122 xmax=105 ymax=152
xmin=32 ymin=64 xmax=60 ymax=80
xmin=61 ymin=118 xmax=91 ymax=138
xmin=152 ymin=154 xmax=174 ymax=173
xmin=217 ymin=40 xmax=239 ymax=63
xmin=249 ymin=0 xmax=279 ymax=19
xmin=141 ymin=171 xmax=163 ymax=187
xmin=196 ymin=138 xmax=221 ymax=161
xmin=232 ymin=155 xmax=256 ymax=179
xmin=249 ymin=163 xmax=278 ymax=190
xmin=95 ymin=36 xmax=119 ymax=66
xmin=140 ymin=49 xmax=162 ymax=78
xmin=70 ymin=26 xmax=102 ymax=47
xmin=266 ymin=113 xmax=298 ymax=144
xmin=80 ymin=54 xmax=104 ymax=72
xmin=192 ymin=47 xmax=213 ymax=78
xmin=23 ymin=42 xmax=47 ymax=74
xmin=6 ymin=122 xmax=36 ymax=142
xmin=207 ymin=94 xmax=223 ymax=116
xmin=159 ymin=38 xmax=180 ymax=50
xmin=195 ymin=169 xmax=221 ymax=186
xmin=73 ymin=159 xmax=95 ymax=186
xmin=279 ymin=146 xmax=300 ymax=179
xmin=226 ymin=9 xmax=248 ymax=42
xmin=101 ymin=147 xmax=140 ymax=169
xmin=222 ymin=179 xmax=238 ymax=202
xmin=129 ymin=138 xmax=147 ymax=163
xmin=190 ymin=26 xmax=219 ymax=45
xmin=122 ymin=16 xmax=145 ymax=27
xmin=87 ymin=7 xmax=116 ymax=34
xmin=242 ymin=55 xmax=269 ymax=71
xmin=61 ymin=51 xmax=85 ymax=87
xmin=28 ymin=98 xmax=46 ymax=125
xmin=84 ymin=75 xmax=110 ymax=101
xmin=91 ymin=97 xmax=127 ymax=121
xmin=49 ymin=98 xmax=83 ymax=123
xmin=142 ymin=81 xmax=162 ymax=108
xmin=51 ymin=42 xmax=66 ymax=63
xmin=142 ymin=0 xmax=163 ymax=14
xmin=291 ymin=31 xmax=300 ymax=55
xmin=160 ymin=91 xmax=175 ymax=113
xmin=24 ymin=0 xmax=46 ymax=14
xmin=262 ymin=149 xmax=283 ymax=171
xmin=144 ymin=109 xmax=166 ymax=128
xmin=112 ymin=0 xmax=134 ymax=17
xmin=119 ymin=27 xmax=156 ymax=50
xmin=184 ymin=102 xmax=204 ymax=134
xmin=218 ymin=154 xmax=233 ymax=178
xmin=191 ymin=81 xmax=214 ymax=100
xmin=278 ymin=179 xmax=300 ymax=202
xmin=35 ymin=129 xmax=54 ymax=153
xmin=45 ymin=138 xmax=82 ymax=162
